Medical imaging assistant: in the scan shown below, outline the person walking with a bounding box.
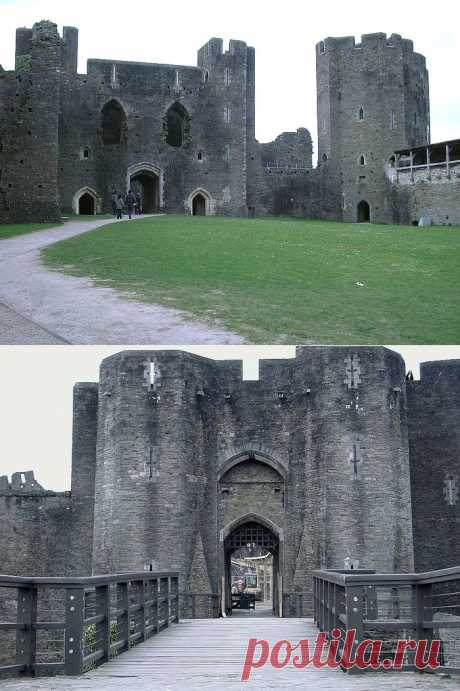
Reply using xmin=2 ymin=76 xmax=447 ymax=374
xmin=135 ymin=190 xmax=143 ymax=215
xmin=125 ymin=189 xmax=136 ymax=219
xmin=111 ymin=189 xmax=118 ymax=216
xmin=115 ymin=193 xmax=124 ymax=220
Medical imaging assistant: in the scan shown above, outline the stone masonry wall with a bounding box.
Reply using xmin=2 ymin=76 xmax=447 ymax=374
xmin=1 ymin=349 xmax=459 ymax=618
xmin=316 ymin=33 xmax=430 ymax=223
xmin=407 ymin=360 xmax=460 ymax=571
xmin=0 ymin=472 xmax=71 ymax=576
xmin=90 ymin=347 xmax=414 ymax=615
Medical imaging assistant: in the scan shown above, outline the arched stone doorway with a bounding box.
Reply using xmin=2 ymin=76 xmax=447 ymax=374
xmin=357 ymin=199 xmax=371 ymax=223
xmin=73 ymin=187 xmax=99 ymax=215
xmin=218 ymin=452 xmax=285 ymax=617
xmin=188 ymin=188 xmax=213 ymax=216
xmin=79 ymin=193 xmax=95 ymax=215
xmin=127 ymin=163 xmax=163 ymax=213
xmin=130 ymin=170 xmax=159 ymax=213
xmin=223 ymin=519 xmax=281 ymax=616
xmin=192 ymin=193 xmax=206 ymax=216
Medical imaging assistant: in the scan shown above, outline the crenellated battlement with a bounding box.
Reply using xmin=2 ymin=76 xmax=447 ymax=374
xmin=316 ymin=32 xmax=422 ymax=59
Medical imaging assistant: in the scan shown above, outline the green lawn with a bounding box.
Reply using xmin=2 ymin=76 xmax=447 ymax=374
xmin=0 ymin=222 xmax=60 ymax=240
xmin=41 ymin=215 xmax=460 ymax=343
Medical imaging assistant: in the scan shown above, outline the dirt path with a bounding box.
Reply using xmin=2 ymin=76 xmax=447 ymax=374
xmin=0 ymin=216 xmax=244 ymax=345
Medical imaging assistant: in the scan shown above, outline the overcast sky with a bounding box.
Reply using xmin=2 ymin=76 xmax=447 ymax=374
xmin=0 ymin=0 xmax=458 ymax=155
xmin=1 ymin=345 xmax=460 ymax=491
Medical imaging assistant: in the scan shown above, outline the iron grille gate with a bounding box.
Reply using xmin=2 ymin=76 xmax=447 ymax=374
xmin=226 ymin=522 xmax=278 ymax=551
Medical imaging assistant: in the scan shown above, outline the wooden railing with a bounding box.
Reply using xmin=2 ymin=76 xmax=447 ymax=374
xmin=180 ymin=592 xmax=220 ymax=619
xmin=0 ymin=572 xmax=179 ymax=677
xmin=313 ymin=566 xmax=460 ymax=675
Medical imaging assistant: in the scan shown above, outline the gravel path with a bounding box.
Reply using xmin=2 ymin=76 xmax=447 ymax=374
xmin=0 ymin=216 xmax=244 ymax=345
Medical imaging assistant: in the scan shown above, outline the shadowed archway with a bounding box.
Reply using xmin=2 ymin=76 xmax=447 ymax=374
xmin=223 ymin=517 xmax=282 ymax=617
xmin=192 ymin=193 xmax=206 ymax=216
xmin=357 ymin=200 xmax=371 ymax=223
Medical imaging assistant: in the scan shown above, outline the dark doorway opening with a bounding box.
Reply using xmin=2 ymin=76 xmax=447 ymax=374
xmin=78 ymin=193 xmax=95 ymax=215
xmin=130 ymin=171 xmax=159 ymax=213
xmin=192 ymin=193 xmax=206 ymax=216
xmin=357 ymin=200 xmax=370 ymax=223
xmin=224 ymin=521 xmax=280 ymax=617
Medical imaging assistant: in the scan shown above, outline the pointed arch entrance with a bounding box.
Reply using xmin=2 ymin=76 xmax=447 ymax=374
xmin=127 ymin=163 xmax=164 ymax=212
xmin=357 ymin=199 xmax=371 ymax=223
xmin=72 ymin=187 xmax=100 ymax=215
xmin=218 ymin=451 xmax=285 ymax=618
xmin=222 ymin=517 xmax=282 ymax=616
xmin=188 ymin=188 xmax=214 ymax=216
xmin=192 ymin=193 xmax=206 ymax=216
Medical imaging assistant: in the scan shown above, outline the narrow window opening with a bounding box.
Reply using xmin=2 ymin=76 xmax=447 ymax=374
xmin=101 ymin=100 xmax=125 ymax=145
xmin=358 ymin=106 xmax=365 ymax=121
xmin=359 ymin=154 xmax=366 ymax=166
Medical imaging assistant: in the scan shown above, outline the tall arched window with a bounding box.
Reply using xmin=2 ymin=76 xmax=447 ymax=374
xmin=359 ymin=154 xmax=366 ymax=166
xmin=358 ymin=106 xmax=365 ymax=121
xmin=101 ymin=100 xmax=126 ymax=145
xmin=165 ymin=102 xmax=190 ymax=147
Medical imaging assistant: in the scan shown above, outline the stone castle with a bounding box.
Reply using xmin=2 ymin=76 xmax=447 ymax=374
xmin=0 ymin=20 xmax=459 ymax=225
xmin=1 ymin=347 xmax=459 ymax=616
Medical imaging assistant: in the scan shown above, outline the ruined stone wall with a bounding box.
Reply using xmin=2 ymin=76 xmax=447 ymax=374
xmin=407 ymin=360 xmax=460 ymax=571
xmin=57 ymin=36 xmax=254 ymax=216
xmin=0 ymin=472 xmax=71 ymax=576
xmin=316 ymin=33 xmax=430 ymax=223
xmin=0 ymin=22 xmax=62 ymax=223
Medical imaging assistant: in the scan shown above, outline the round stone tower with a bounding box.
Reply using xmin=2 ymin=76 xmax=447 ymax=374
xmin=316 ymin=33 xmax=430 ymax=223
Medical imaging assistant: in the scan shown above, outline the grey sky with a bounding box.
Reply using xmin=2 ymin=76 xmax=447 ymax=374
xmin=1 ymin=345 xmax=460 ymax=491
xmin=0 ymin=0 xmax=458 ymax=157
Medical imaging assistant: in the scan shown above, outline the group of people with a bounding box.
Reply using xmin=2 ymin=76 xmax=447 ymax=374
xmin=111 ymin=189 xmax=143 ymax=220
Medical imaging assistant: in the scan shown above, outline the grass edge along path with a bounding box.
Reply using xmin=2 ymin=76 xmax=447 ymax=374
xmin=0 ymin=222 xmax=62 ymax=240
xmin=41 ymin=215 xmax=460 ymax=344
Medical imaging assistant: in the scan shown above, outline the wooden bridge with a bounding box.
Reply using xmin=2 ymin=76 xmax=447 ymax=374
xmin=1 ymin=568 xmax=459 ymax=689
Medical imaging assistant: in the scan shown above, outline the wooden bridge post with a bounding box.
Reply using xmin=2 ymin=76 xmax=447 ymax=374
xmin=15 ymin=585 xmax=37 ymax=675
xmin=171 ymin=576 xmax=179 ymax=623
xmin=344 ymin=584 xmax=364 ymax=674
xmin=135 ymin=580 xmax=146 ymax=642
xmin=96 ymin=584 xmax=110 ymax=664
xmin=413 ymin=580 xmax=432 ymax=671
xmin=116 ymin=581 xmax=129 ymax=652
xmin=64 ymin=587 xmax=85 ymax=675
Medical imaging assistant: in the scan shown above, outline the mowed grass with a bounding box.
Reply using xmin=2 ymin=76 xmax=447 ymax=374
xmin=0 ymin=222 xmax=60 ymax=240
xmin=41 ymin=215 xmax=460 ymax=343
